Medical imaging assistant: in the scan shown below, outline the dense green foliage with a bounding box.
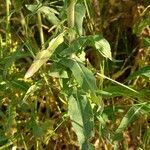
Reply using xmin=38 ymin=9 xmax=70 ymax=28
xmin=0 ymin=0 xmax=150 ymax=149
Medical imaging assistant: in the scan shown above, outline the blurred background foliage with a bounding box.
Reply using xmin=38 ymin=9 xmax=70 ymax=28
xmin=0 ymin=0 xmax=150 ymax=149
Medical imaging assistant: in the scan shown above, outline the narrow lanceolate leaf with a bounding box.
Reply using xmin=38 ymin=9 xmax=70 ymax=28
xmin=60 ymin=58 xmax=97 ymax=92
xmin=128 ymin=66 xmax=150 ymax=80
xmin=24 ymin=50 xmax=51 ymax=79
xmin=24 ymin=32 xmax=64 ymax=79
xmin=113 ymin=105 xmax=143 ymax=141
xmin=68 ymin=91 xmax=94 ymax=150
xmin=22 ymin=82 xmax=42 ymax=103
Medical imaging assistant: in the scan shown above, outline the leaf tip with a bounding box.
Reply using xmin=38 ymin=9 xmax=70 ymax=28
xmin=24 ymin=70 xmax=32 ymax=79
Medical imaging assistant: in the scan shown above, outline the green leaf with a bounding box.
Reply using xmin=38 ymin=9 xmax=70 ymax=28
xmin=26 ymin=4 xmax=59 ymax=25
xmin=143 ymin=128 xmax=150 ymax=149
xmin=0 ymin=110 xmax=5 ymax=118
xmin=60 ymin=36 xmax=87 ymax=56
xmin=6 ymin=105 xmax=17 ymax=131
xmin=10 ymin=79 xmax=30 ymax=91
xmin=100 ymin=85 xmax=140 ymax=99
xmin=12 ymin=0 xmax=24 ymax=12
xmin=143 ymin=37 xmax=150 ymax=48
xmin=24 ymin=50 xmax=50 ymax=79
xmin=90 ymin=92 xmax=103 ymax=106
xmin=60 ymin=58 xmax=97 ymax=92
xmin=133 ymin=12 xmax=150 ymax=36
xmin=39 ymin=6 xmax=60 ymax=25
xmin=25 ymin=32 xmax=65 ymax=79
xmin=25 ymin=4 xmax=42 ymax=14
xmin=2 ymin=50 xmax=31 ymax=78
xmin=128 ymin=66 xmax=150 ymax=80
xmin=75 ymin=3 xmax=86 ymax=35
xmin=60 ymin=35 xmax=112 ymax=62
xmin=88 ymin=35 xmax=112 ymax=60
xmin=68 ymin=90 xmax=94 ymax=150
xmin=48 ymin=62 xmax=69 ymax=78
xmin=32 ymin=121 xmax=51 ymax=138
xmin=113 ymin=105 xmax=143 ymax=141
xmin=22 ymin=81 xmax=42 ymax=103
xmin=98 ymin=85 xmax=150 ymax=101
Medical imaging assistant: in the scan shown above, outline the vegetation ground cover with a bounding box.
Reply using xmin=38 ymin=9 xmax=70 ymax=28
xmin=0 ymin=0 xmax=150 ymax=149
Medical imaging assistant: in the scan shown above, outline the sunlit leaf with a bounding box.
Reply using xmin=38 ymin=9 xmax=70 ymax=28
xmin=25 ymin=32 xmax=65 ymax=79
xmin=39 ymin=6 xmax=60 ymax=25
xmin=88 ymin=35 xmax=112 ymax=60
xmin=25 ymin=4 xmax=42 ymax=13
xmin=24 ymin=50 xmax=50 ymax=79
xmin=68 ymin=90 xmax=94 ymax=149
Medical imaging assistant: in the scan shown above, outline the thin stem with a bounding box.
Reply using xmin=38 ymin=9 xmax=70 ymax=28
xmin=67 ymin=0 xmax=76 ymax=43
xmin=21 ymin=134 xmax=28 ymax=150
xmin=0 ymin=34 xmax=3 ymax=58
xmin=37 ymin=12 xmax=45 ymax=49
xmin=0 ymin=139 xmax=17 ymax=150
xmin=97 ymin=73 xmax=139 ymax=94
xmin=6 ymin=0 xmax=11 ymax=47
xmin=99 ymin=59 xmax=105 ymax=89
xmin=36 ymin=0 xmax=45 ymax=49
xmin=20 ymin=12 xmax=28 ymax=37
xmin=84 ymin=0 xmax=90 ymax=19
xmin=67 ymin=0 xmax=76 ymax=28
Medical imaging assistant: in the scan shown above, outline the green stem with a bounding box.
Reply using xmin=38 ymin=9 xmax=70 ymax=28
xmin=37 ymin=12 xmax=45 ymax=49
xmin=36 ymin=0 xmax=45 ymax=49
xmin=67 ymin=0 xmax=76 ymax=42
xmin=83 ymin=0 xmax=90 ymax=19
xmin=20 ymin=12 xmax=28 ymax=38
xmin=97 ymin=73 xmax=139 ymax=94
xmin=0 ymin=139 xmax=17 ymax=150
xmin=99 ymin=59 xmax=104 ymax=89
xmin=6 ymin=0 xmax=11 ymax=47
xmin=0 ymin=34 xmax=3 ymax=58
